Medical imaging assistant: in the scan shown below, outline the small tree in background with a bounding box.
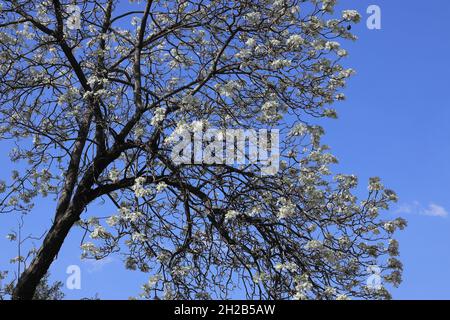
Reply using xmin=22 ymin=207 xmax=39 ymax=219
xmin=1 ymin=272 xmax=64 ymax=300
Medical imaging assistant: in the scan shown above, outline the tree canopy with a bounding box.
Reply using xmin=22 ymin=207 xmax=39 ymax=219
xmin=0 ymin=0 xmax=405 ymax=300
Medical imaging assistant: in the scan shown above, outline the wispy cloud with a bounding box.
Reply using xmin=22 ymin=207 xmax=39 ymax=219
xmin=82 ymin=256 xmax=115 ymax=273
xmin=423 ymin=203 xmax=448 ymax=217
xmin=395 ymin=201 xmax=448 ymax=218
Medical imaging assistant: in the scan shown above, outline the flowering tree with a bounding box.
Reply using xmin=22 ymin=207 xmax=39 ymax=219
xmin=0 ymin=0 xmax=405 ymax=300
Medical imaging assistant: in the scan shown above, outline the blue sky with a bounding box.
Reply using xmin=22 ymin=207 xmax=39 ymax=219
xmin=325 ymin=0 xmax=450 ymax=299
xmin=1 ymin=0 xmax=450 ymax=299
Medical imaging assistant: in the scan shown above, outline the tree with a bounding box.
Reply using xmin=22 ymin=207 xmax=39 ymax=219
xmin=1 ymin=272 xmax=64 ymax=300
xmin=32 ymin=273 xmax=65 ymax=300
xmin=0 ymin=0 xmax=405 ymax=300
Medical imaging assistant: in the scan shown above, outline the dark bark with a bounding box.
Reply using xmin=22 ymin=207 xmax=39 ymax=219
xmin=11 ymin=140 xmax=137 ymax=299
xmin=11 ymin=209 xmax=79 ymax=300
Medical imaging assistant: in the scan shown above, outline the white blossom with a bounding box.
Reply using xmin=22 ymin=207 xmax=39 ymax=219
xmin=388 ymin=239 xmax=399 ymax=256
xmin=132 ymin=177 xmax=151 ymax=198
xmin=286 ymin=34 xmax=304 ymax=49
xmin=225 ymin=210 xmax=239 ymax=221
xmin=106 ymin=215 xmax=120 ymax=227
xmin=244 ymin=12 xmax=262 ymax=25
xmin=290 ymin=123 xmax=308 ymax=136
xmin=6 ymin=233 xmax=16 ymax=241
xmin=304 ymin=240 xmax=323 ymax=250
xmin=245 ymin=38 xmax=256 ymax=47
xmin=342 ymin=10 xmax=361 ymax=23
xmin=150 ymin=107 xmax=166 ymax=126
xmin=132 ymin=232 xmax=146 ymax=243
xmin=181 ymin=94 xmax=200 ymax=109
xmin=108 ymin=168 xmax=120 ymax=182
xmin=147 ymin=274 xmax=162 ymax=287
xmin=278 ymin=198 xmax=296 ymax=219
xmin=90 ymin=225 xmax=110 ymax=239
xmin=270 ymin=59 xmax=291 ymax=69
xmin=156 ymin=181 xmax=168 ymax=193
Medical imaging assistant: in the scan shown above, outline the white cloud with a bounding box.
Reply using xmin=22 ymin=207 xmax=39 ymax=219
xmin=395 ymin=201 xmax=448 ymax=218
xmin=395 ymin=203 xmax=414 ymax=214
xmin=82 ymin=256 xmax=115 ymax=273
xmin=423 ymin=203 xmax=448 ymax=218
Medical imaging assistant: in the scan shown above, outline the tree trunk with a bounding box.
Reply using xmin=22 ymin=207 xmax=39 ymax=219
xmin=11 ymin=140 xmax=129 ymax=299
xmin=11 ymin=209 xmax=79 ymax=300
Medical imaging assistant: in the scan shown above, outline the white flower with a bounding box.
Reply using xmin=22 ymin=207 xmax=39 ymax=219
xmin=8 ymin=197 xmax=18 ymax=206
xmin=384 ymin=189 xmax=398 ymax=202
xmin=274 ymin=263 xmax=283 ymax=271
xmin=342 ymin=10 xmax=361 ymax=23
xmin=248 ymin=206 xmax=262 ymax=217
xmin=323 ymin=109 xmax=337 ymax=119
xmin=339 ymin=68 xmax=355 ymax=78
xmin=294 ymin=274 xmax=312 ymax=300
xmin=87 ymin=217 xmax=99 ymax=226
xmin=164 ymin=122 xmax=190 ymax=145
xmin=245 ymin=12 xmax=261 ymax=25
xmin=132 ymin=177 xmax=151 ymax=198
xmin=307 ymin=224 xmax=317 ymax=232
xmin=388 ymin=239 xmax=399 ymax=256
xmin=304 ymin=240 xmax=323 ymax=250
xmin=325 ymin=286 xmax=337 ymax=296
xmin=86 ymin=75 xmax=102 ymax=87
xmin=336 ymin=294 xmax=350 ymax=300
xmin=337 ymin=49 xmax=348 ymax=57
xmin=368 ymin=177 xmax=383 ymax=191
xmin=150 ymin=107 xmax=166 ymax=126
xmin=108 ymin=168 xmax=120 ymax=182
xmin=245 ymin=38 xmax=256 ymax=47
xmin=80 ymin=242 xmax=97 ymax=254
xmin=218 ymin=80 xmax=242 ymax=98
xmin=120 ymin=207 xmax=143 ymax=223
xmin=269 ymin=39 xmax=281 ymax=47
xmin=289 ymin=123 xmax=308 ymax=136
xmin=225 ymin=210 xmax=239 ymax=221
xmin=254 ymin=45 xmax=267 ymax=55
xmin=168 ymin=48 xmax=194 ymax=68
xmin=134 ymin=126 xmax=145 ymax=139
xmin=10 ymin=256 xmax=25 ymax=264
xmin=90 ymin=225 xmax=110 ymax=239
xmin=325 ymin=41 xmax=340 ymax=51
xmin=270 ymin=59 xmax=291 ymax=69
xmin=286 ymin=34 xmax=304 ymax=49
xmin=132 ymin=232 xmax=146 ymax=243
xmin=252 ymin=272 xmax=268 ymax=284
xmin=125 ymin=257 xmax=137 ymax=270
xmin=322 ymin=0 xmax=337 ymax=12
xmin=335 ymin=93 xmax=346 ymax=100
xmin=156 ymin=181 xmax=168 ymax=193
xmin=261 ymin=100 xmax=280 ymax=118
xmin=388 ymin=257 xmax=403 ymax=270
xmin=32 ymin=134 xmax=41 ymax=145
xmin=131 ymin=16 xmax=140 ymax=26
xmin=278 ymin=199 xmax=296 ymax=219
xmin=106 ymin=215 xmax=120 ymax=227
xmin=6 ymin=233 xmax=16 ymax=241
xmin=190 ymin=120 xmax=205 ymax=132
xmin=157 ymin=251 xmax=171 ymax=264
xmin=181 ymin=94 xmax=200 ymax=109
xmin=294 ymin=291 xmax=307 ymax=300
xmin=148 ymin=274 xmax=162 ymax=287
xmin=119 ymin=206 xmax=131 ymax=216
xmin=66 ymin=5 xmax=81 ymax=30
